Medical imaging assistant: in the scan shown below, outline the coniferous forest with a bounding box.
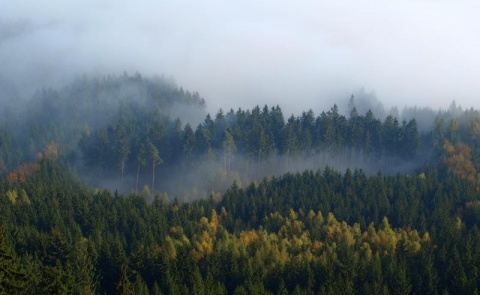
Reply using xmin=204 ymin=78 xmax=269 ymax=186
xmin=2 ymin=73 xmax=480 ymax=294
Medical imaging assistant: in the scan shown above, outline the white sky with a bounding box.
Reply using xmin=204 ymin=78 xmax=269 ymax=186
xmin=1 ymin=0 xmax=480 ymax=115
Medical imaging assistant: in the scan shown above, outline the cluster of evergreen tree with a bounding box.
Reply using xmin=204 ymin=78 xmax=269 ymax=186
xmin=2 ymin=73 xmax=480 ymax=293
xmin=69 ymin=93 xmax=480 ymax=197
xmin=77 ymin=102 xmax=424 ymax=196
xmin=2 ymin=72 xmax=480 ymax=198
xmin=1 ymin=152 xmax=480 ymax=294
xmin=0 ymin=73 xmax=206 ymax=173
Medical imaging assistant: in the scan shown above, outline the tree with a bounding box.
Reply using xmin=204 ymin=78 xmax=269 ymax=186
xmin=364 ymin=110 xmax=383 ymax=157
xmin=135 ymin=143 xmax=147 ymax=193
xmin=403 ymin=119 xmax=420 ymax=158
xmin=183 ymin=123 xmax=196 ymax=159
xmin=203 ymin=114 xmax=216 ymax=146
xmin=392 ymin=258 xmax=412 ymax=295
xmin=116 ymin=265 xmax=134 ymax=295
xmin=420 ymin=243 xmax=439 ymax=295
xmin=148 ymin=140 xmax=163 ymax=196
xmin=222 ymin=130 xmax=237 ymax=174
xmin=448 ymin=118 xmax=460 ymax=144
xmin=70 ymin=238 xmax=97 ymax=295
xmin=96 ymin=129 xmax=111 ymax=177
xmin=300 ymin=110 xmax=315 ymax=154
xmin=282 ymin=115 xmax=300 ymax=160
xmin=383 ymin=115 xmax=400 ymax=157
xmin=195 ymin=125 xmax=212 ymax=157
xmin=347 ymin=94 xmax=356 ymax=117
xmin=0 ymin=226 xmax=29 ymax=294
xmin=116 ymin=123 xmax=131 ymax=187
xmin=444 ymin=140 xmax=478 ymax=186
xmin=170 ymin=118 xmax=184 ymax=162
xmin=41 ymin=261 xmax=72 ymax=295
xmin=447 ymin=247 xmax=468 ymax=294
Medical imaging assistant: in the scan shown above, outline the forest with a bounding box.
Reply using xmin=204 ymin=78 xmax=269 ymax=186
xmin=1 ymin=73 xmax=480 ymax=294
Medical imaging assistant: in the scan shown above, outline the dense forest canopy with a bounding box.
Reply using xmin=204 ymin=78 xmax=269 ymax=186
xmin=1 ymin=73 xmax=480 ymax=294
xmin=2 ymin=73 xmax=476 ymax=198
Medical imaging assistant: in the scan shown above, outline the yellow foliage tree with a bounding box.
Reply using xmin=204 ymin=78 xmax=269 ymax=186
xmin=444 ymin=140 xmax=479 ymax=185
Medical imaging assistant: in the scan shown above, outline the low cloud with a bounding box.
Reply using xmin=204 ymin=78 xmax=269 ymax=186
xmin=1 ymin=1 xmax=480 ymax=115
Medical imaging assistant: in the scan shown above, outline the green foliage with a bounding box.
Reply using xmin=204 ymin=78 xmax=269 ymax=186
xmin=0 ymin=226 xmax=30 ymax=294
xmin=0 ymin=145 xmax=480 ymax=293
xmin=3 ymin=77 xmax=480 ymax=293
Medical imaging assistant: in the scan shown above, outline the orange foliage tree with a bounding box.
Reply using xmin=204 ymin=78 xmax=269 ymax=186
xmin=6 ymin=142 xmax=60 ymax=185
xmin=6 ymin=163 xmax=40 ymax=185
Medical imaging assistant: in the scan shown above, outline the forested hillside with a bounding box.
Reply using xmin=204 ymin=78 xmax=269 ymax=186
xmin=0 ymin=73 xmax=206 ymax=174
xmin=1 ymin=74 xmax=480 ymax=294
xmin=2 ymin=153 xmax=480 ymax=294
xmin=2 ymin=73 xmax=479 ymax=199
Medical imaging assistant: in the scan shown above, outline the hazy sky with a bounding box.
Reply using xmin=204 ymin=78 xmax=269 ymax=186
xmin=1 ymin=1 xmax=480 ymax=115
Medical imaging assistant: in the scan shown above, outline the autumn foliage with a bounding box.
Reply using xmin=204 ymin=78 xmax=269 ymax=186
xmin=444 ymin=140 xmax=479 ymax=185
xmin=6 ymin=163 xmax=40 ymax=184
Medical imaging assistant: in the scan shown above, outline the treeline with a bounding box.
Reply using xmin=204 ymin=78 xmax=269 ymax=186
xmin=77 ymin=102 xmax=424 ymax=195
xmin=72 ymin=95 xmax=480 ymax=197
xmin=2 ymin=72 xmax=480 ymax=198
xmin=1 ymin=156 xmax=480 ymax=294
xmin=80 ymin=102 xmax=423 ymax=164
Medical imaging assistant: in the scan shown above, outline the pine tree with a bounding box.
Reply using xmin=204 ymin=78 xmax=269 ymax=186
xmin=116 ymin=265 xmax=134 ymax=295
xmin=0 ymin=226 xmax=29 ymax=294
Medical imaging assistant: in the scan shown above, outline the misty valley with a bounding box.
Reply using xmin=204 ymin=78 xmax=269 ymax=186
xmin=1 ymin=73 xmax=480 ymax=294
xmin=2 ymin=74 xmax=425 ymax=199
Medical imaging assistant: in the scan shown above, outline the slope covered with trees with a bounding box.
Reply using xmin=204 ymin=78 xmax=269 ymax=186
xmin=1 ymin=154 xmax=480 ymax=294
xmin=0 ymin=73 xmax=206 ymax=174
xmin=2 ymin=73 xmax=480 ymax=293
xmin=76 ymin=99 xmax=425 ymax=197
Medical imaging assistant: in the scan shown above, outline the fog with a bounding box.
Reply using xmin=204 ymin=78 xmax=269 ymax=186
xmin=88 ymin=149 xmax=418 ymax=202
xmin=2 ymin=1 xmax=480 ymax=116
